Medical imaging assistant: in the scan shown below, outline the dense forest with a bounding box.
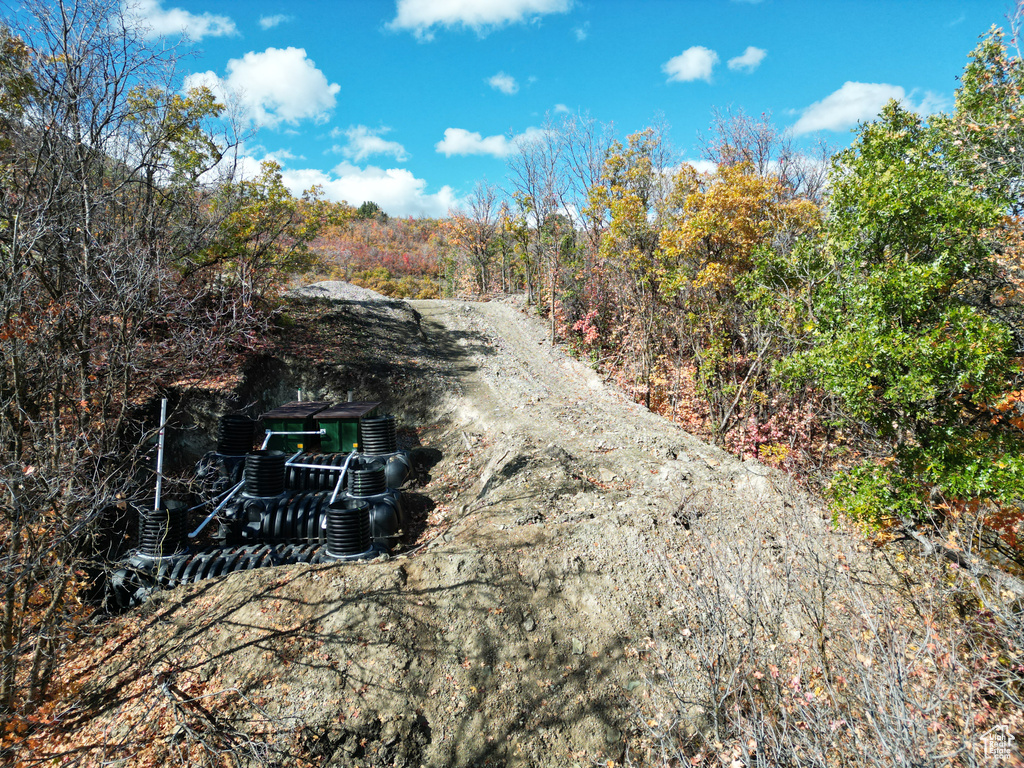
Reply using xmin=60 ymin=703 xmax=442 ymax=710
xmin=1 ymin=0 xmax=1023 ymax=760
xmin=309 ymin=209 xmax=444 ymax=299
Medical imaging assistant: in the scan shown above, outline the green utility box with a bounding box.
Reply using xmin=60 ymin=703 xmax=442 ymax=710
xmin=314 ymin=402 xmax=380 ymax=453
xmin=260 ymin=401 xmax=329 ymax=452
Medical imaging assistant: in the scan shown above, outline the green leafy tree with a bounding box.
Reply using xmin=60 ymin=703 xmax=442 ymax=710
xmin=659 ymin=162 xmax=821 ymax=441
xmin=201 ymin=161 xmax=339 ymax=298
xmin=356 ymin=200 xmax=388 ymax=222
xmin=791 ymin=98 xmax=1024 ymax=527
xmin=952 ymin=26 xmax=1024 ymax=216
xmin=0 ymin=28 xmax=34 ymax=151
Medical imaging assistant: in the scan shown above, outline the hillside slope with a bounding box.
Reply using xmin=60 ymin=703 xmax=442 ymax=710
xmin=25 ymin=293 xmax=931 ymax=767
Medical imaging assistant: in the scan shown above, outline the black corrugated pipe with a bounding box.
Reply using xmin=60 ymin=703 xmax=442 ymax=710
xmin=243 ymin=450 xmax=286 ymax=497
xmin=111 ymin=543 xmax=325 ymax=608
xmin=359 ymin=415 xmax=397 ymax=455
xmin=217 ymin=414 xmax=257 ymax=456
xmin=285 ymin=453 xmax=349 ymax=492
xmin=139 ymin=500 xmax=188 ymax=557
xmin=348 ymin=460 xmax=387 ymax=496
xmin=324 ymin=499 xmax=373 ymax=560
xmin=258 ymin=491 xmax=331 ymax=544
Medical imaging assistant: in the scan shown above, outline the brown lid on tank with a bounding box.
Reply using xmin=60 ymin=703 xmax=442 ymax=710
xmin=260 ymin=401 xmax=330 ymax=420
xmin=314 ymin=402 xmax=381 ymax=420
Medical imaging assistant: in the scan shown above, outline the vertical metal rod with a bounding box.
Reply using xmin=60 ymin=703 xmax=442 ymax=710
xmin=154 ymin=398 xmax=168 ymax=512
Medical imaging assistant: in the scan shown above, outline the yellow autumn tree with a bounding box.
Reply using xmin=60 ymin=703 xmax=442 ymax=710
xmin=659 ymin=161 xmax=821 ymax=439
xmin=586 ymin=128 xmax=674 ymax=406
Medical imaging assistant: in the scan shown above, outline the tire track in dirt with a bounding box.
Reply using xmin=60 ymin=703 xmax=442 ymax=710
xmin=410 ymin=298 xmax=755 ymax=494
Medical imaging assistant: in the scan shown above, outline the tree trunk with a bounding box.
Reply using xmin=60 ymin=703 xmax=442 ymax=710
xmin=549 ymin=260 xmax=556 ymax=345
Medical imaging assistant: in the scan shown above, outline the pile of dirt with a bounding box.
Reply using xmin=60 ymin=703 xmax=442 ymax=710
xmin=287 ymin=280 xmax=392 ymax=303
xmin=31 ymin=289 xmax=910 ymax=767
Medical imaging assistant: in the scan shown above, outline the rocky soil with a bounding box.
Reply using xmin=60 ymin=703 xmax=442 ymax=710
xmin=48 ymin=287 xmax=903 ymax=767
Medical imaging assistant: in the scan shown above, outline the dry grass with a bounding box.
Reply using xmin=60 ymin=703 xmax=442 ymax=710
xmin=629 ymin=486 xmax=1024 ymax=767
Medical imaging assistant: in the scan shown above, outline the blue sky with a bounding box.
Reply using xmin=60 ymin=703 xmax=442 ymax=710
xmin=126 ymin=0 xmax=1012 ymax=217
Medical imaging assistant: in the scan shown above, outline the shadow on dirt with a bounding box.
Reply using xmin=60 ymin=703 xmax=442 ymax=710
xmin=64 ymin=534 xmax=632 ymax=767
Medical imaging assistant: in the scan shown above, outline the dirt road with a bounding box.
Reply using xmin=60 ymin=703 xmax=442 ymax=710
xmin=412 ymin=297 xmax=776 ymax=502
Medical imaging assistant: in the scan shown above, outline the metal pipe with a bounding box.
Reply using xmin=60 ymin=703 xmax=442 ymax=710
xmin=329 ymin=452 xmax=358 ymax=505
xmin=183 ymin=481 xmax=238 ymax=514
xmin=188 ymin=480 xmax=244 ymax=538
xmin=154 ymin=398 xmax=168 ymax=512
xmin=261 ymin=429 xmax=326 ymax=450
xmin=285 ymin=462 xmax=348 ymax=471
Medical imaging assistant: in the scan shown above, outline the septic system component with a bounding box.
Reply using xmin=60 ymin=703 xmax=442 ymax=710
xmin=285 ymin=453 xmax=351 ymax=491
xmin=110 ymin=542 xmax=344 ymax=607
xmin=260 ymin=401 xmax=331 ymax=452
xmin=348 ymin=459 xmax=388 ymax=495
xmin=138 ymin=500 xmax=188 ymax=558
xmin=344 ymin=456 xmax=403 ymax=545
xmin=217 ymin=414 xmax=257 ymax=455
xmin=360 ymin=415 xmax=398 ymax=454
xmin=243 ymin=450 xmax=288 ymax=497
xmin=110 ymin=399 xmax=411 ymax=607
xmin=315 ymin=402 xmax=379 ymax=453
xmin=325 ymin=499 xmax=375 ymax=560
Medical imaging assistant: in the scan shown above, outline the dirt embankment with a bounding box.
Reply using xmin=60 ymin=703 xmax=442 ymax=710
xmin=48 ymin=290 xmax=897 ymax=767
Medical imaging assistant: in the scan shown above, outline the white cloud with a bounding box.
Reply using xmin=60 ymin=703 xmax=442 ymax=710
xmin=336 ymin=125 xmax=409 ymax=162
xmin=488 ymin=72 xmax=519 ymax=95
xmin=573 ymin=23 xmax=588 ymax=41
xmin=683 ymin=159 xmax=718 ymax=175
xmin=554 ymin=103 xmax=570 ymax=113
xmin=434 ymin=126 xmax=549 ymax=158
xmin=389 ymin=0 xmax=573 ymax=39
xmin=264 ymin=148 xmax=298 ymax=162
xmin=793 ymin=83 xmax=952 ymax=134
xmin=281 ymin=162 xmax=457 ymax=218
xmin=184 ymin=47 xmax=340 ymax=128
xmin=224 ymin=153 xmax=268 ymax=182
xmin=125 ymin=0 xmax=236 ymax=40
xmin=914 ymin=90 xmax=950 ymax=116
xmin=222 ymin=146 xmax=455 ymax=217
xmin=435 ymin=128 xmax=512 ymax=157
xmin=792 ymin=81 xmax=906 ymax=134
xmin=728 ymin=46 xmax=766 ymax=72
xmin=259 ymin=14 xmax=292 ymax=29
xmin=663 ymin=46 xmax=719 ymax=83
